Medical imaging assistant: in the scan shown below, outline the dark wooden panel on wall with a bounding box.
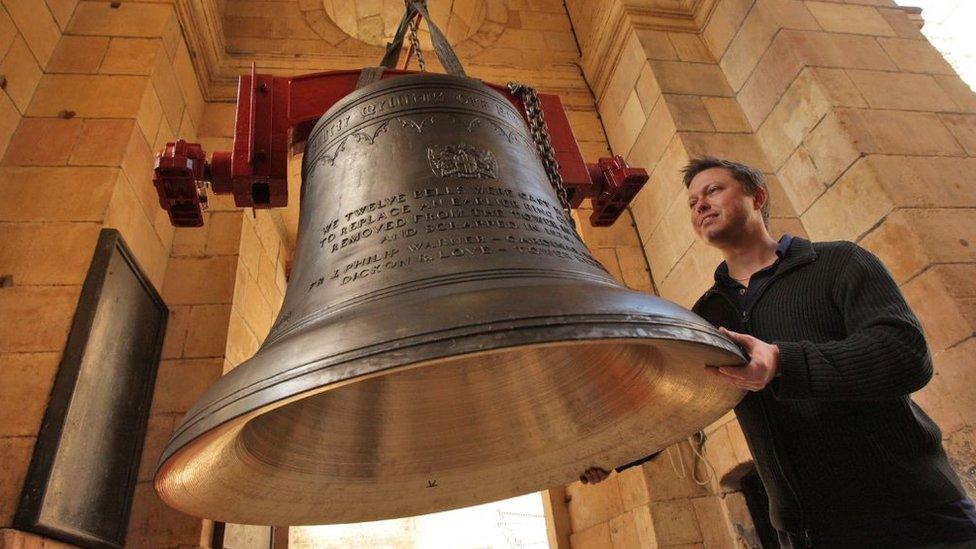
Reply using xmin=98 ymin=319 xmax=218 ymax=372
xmin=15 ymin=229 xmax=168 ymax=549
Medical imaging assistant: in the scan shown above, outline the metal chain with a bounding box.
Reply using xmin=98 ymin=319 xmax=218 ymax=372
xmin=408 ymin=15 xmax=427 ymax=71
xmin=507 ymin=82 xmax=573 ymax=219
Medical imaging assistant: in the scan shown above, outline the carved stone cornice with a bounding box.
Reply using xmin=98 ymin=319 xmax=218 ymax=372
xmin=576 ymin=0 xmax=718 ymax=101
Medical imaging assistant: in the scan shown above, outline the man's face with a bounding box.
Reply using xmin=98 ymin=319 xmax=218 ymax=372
xmin=687 ymin=167 xmax=763 ymax=244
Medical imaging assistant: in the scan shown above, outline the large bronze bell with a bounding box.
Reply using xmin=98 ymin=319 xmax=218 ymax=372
xmin=154 ymin=71 xmax=745 ymax=525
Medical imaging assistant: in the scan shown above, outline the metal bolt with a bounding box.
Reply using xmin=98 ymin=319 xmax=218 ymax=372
xmin=258 ymin=82 xmax=269 ymax=93
xmin=58 ymin=110 xmax=76 ymax=119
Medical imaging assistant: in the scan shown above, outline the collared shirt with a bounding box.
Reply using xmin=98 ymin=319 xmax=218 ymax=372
xmin=714 ymin=234 xmax=793 ymax=312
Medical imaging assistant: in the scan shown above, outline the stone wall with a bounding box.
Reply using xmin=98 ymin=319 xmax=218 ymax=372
xmin=563 ymin=0 xmax=976 ymax=547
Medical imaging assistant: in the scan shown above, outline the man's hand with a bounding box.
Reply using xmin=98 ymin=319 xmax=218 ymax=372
xmin=711 ymin=327 xmax=780 ymax=392
xmin=580 ymin=467 xmax=610 ymax=485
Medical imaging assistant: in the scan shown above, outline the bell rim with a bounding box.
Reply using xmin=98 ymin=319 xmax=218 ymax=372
xmin=155 ymin=330 xmax=743 ymax=525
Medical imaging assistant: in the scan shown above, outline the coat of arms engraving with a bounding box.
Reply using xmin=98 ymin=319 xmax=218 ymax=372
xmin=427 ymin=143 xmax=497 ymax=179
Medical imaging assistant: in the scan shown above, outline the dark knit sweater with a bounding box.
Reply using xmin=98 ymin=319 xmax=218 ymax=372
xmin=692 ymin=238 xmax=965 ymax=540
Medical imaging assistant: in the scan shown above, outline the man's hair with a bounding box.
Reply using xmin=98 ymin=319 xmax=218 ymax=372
xmin=682 ymin=156 xmax=770 ymax=225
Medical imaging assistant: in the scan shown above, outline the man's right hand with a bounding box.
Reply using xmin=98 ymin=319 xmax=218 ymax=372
xmin=580 ymin=467 xmax=610 ymax=484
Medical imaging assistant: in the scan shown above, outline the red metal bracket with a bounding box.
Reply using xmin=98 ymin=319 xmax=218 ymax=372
xmin=152 ymin=69 xmax=648 ymax=227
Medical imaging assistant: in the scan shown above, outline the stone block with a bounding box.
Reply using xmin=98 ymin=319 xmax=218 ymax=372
xmin=3 ymin=117 xmax=82 ymax=166
xmin=0 ymin=285 xmax=79 ymax=353
xmin=877 ymin=37 xmax=955 ymax=75
xmin=151 ymin=51 xmax=186 ymax=133
xmin=719 ymin=2 xmax=778 ymax=92
xmin=254 ymin=210 xmax=283 ymax=261
xmin=801 ymin=157 xmax=894 ymax=242
xmin=858 ymin=210 xmax=928 ymax=284
xmin=940 ymin=114 xmax=976 ymax=155
xmin=769 ymin=216 xmax=807 ymax=240
xmin=757 ymin=0 xmax=819 ymax=30
xmin=634 ymin=65 xmax=662 ymax=115
xmin=0 ymin=37 xmax=41 ymax=113
xmin=47 ymin=35 xmax=109 ymax=74
xmin=701 ymin=0 xmax=753 ymax=61
xmin=649 ymin=498 xmax=703 ymax=545
xmin=669 ymin=32 xmax=713 ymax=63
xmin=627 ymin=98 xmax=674 ymax=169
xmin=836 ymin=108 xmax=964 ymax=156
xmin=45 ymin=0 xmax=77 ymax=30
xmin=136 ymin=413 xmax=176 ymax=482
xmin=121 ymin=125 xmax=158 ymax=211
xmin=0 ymin=437 xmax=35 ymax=525
xmin=757 ymin=69 xmax=831 ymax=170
xmin=944 ymin=426 xmax=976 ymax=498
xmin=648 ymin=60 xmax=734 ymax=97
xmin=616 ymin=246 xmax=653 ymax=294
xmin=847 ymin=70 xmax=957 ymax=112
xmin=801 ymin=112 xmax=859 ymax=187
xmin=808 ymin=67 xmax=868 ymax=108
xmin=606 ymin=91 xmax=645 ymax=157
xmin=629 ymin=137 xmax=687 ymax=242
xmin=871 ymin=156 xmax=976 ymax=208
xmin=171 ymin=41 xmax=205 ymax=131
xmin=665 ymin=95 xmax=715 ymax=132
xmin=877 ymin=7 xmax=924 ymax=39
xmin=3 ymin=0 xmax=59 ymax=67
xmin=658 ymin=241 xmax=719 ymax=308
xmin=679 ymin=132 xmax=770 ymax=172
xmin=899 ymin=209 xmax=976 ymax=265
xmin=764 ymin=174 xmax=797 ymax=218
xmin=516 ymin=9 xmax=571 ymax=31
xmin=0 ymin=166 xmax=118 ymax=222
xmin=70 ymin=118 xmax=135 ymax=166
xmin=736 ymin=34 xmax=803 ymax=129
xmin=780 ymin=29 xmax=897 ymax=71
xmin=934 ymin=75 xmax=976 ymax=114
xmin=242 ymin=272 xmax=274 ymax=339
xmin=913 ymin=353 xmax=966 ymax=437
xmin=170 ymin=225 xmax=207 ymax=258
xmin=100 ymin=38 xmax=163 ymax=76
xmin=568 ymin=469 xmax=626 ymax=531
xmin=162 ymin=256 xmax=238 ymax=306
xmin=567 ymin=110 xmax=604 ymax=143
xmin=0 ymin=92 xmax=18 ymax=159
xmin=0 ymin=352 xmax=59 ymax=437
xmin=778 ymin=145 xmax=826 ymax=214
xmin=0 ymin=528 xmax=79 ymax=548
xmin=725 ymin=420 xmax=753 ymax=464
xmin=198 ymin=102 xmax=238 ymax=138
xmin=225 ymin=309 xmax=260 ymax=367
xmin=569 ymin=521 xmax=612 ymax=549
xmin=635 ymin=29 xmax=677 ymax=61
xmin=645 ymin=193 xmax=697 ymax=285
xmin=27 ymin=74 xmax=149 ymax=118
xmin=126 ymin=482 xmax=201 ymax=547
xmin=609 ymin=507 xmax=656 ymax=548
xmin=68 ymin=1 xmax=176 ymax=37
xmin=161 ymin=304 xmax=189 ymax=359
xmin=642 ymin=442 xmax=711 ymax=501
xmin=206 ymin=211 xmax=244 ymax=256
xmin=136 ymin=84 xmax=164 ymax=146
xmin=0 ymin=222 xmax=100 ymax=286
xmin=590 ymin=247 xmax=622 ymax=281
xmin=183 ymin=304 xmax=233 ymax=358
xmin=0 ymin=8 xmax=14 ymax=59
xmin=617 ymin=464 xmax=651 ymax=511
xmin=932 ymin=327 xmax=976 ymax=426
xmin=902 ymin=268 xmax=972 ymax=352
xmin=701 ymin=97 xmax=751 ymax=132
xmin=692 ymin=496 xmax=735 ymax=548
xmin=703 ymin=426 xmax=746 ymax=490
xmin=102 ymin=171 xmax=169 ymax=288
xmin=150 ymin=357 xmax=223 ymax=414
xmin=805 ymin=2 xmax=895 ymax=36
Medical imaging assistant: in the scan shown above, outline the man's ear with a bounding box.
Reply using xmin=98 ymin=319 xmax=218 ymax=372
xmin=752 ymin=187 xmax=768 ymax=212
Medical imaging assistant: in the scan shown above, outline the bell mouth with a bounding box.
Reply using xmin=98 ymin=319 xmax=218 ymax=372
xmin=155 ymin=336 xmax=741 ymax=525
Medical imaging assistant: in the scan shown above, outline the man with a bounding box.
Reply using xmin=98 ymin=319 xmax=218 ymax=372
xmin=583 ymin=157 xmax=976 ymax=548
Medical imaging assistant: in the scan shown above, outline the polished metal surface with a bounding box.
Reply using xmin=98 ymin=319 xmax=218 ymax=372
xmin=155 ymin=73 xmax=745 ymax=525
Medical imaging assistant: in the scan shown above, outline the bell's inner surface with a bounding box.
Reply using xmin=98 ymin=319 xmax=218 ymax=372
xmin=154 ymin=73 xmax=744 ymax=526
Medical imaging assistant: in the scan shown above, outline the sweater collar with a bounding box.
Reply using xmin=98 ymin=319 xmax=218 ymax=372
xmin=702 ymin=236 xmax=817 ymax=298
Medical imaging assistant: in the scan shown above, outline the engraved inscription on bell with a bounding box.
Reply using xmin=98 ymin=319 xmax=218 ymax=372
xmin=427 ymin=143 xmax=497 ymax=179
